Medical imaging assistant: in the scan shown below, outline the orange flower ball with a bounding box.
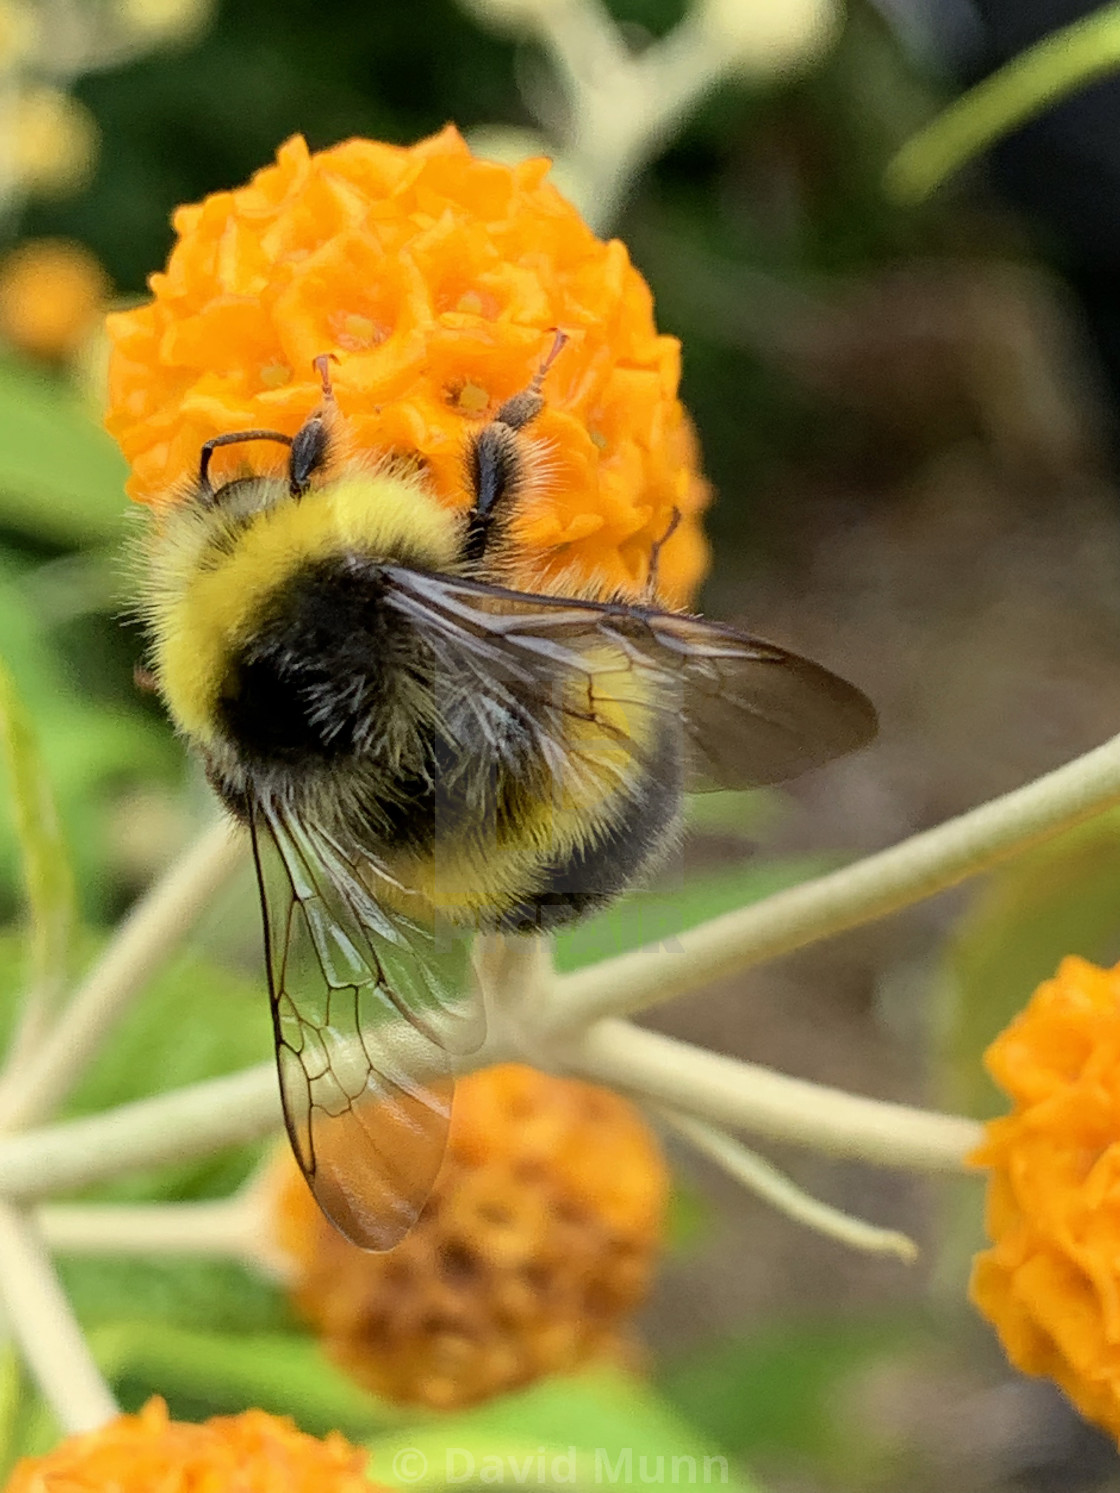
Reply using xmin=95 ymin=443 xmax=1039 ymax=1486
xmin=0 ymin=237 xmax=110 ymax=361
xmin=2 ymin=1396 xmax=379 ymax=1492
xmin=273 ymin=1063 xmax=669 ymax=1410
xmin=104 ymin=127 xmax=710 ymax=605
xmin=972 ymin=955 xmax=1120 ymax=1441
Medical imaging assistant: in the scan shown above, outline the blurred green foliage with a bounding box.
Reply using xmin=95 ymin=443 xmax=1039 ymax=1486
xmin=658 ymin=1315 xmax=935 ymax=1480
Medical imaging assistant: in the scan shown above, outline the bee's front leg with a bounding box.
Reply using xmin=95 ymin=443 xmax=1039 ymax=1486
xmin=463 ymin=330 xmax=567 ymax=565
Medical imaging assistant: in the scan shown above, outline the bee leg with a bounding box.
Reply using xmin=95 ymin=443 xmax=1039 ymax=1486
xmin=463 ymin=330 xmax=568 ymax=564
xmin=288 ymin=354 xmax=339 ymax=497
xmin=644 ymin=506 xmax=682 ymax=604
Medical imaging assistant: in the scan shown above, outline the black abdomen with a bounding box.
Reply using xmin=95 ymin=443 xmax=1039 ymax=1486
xmin=492 ymin=713 xmax=683 ymax=933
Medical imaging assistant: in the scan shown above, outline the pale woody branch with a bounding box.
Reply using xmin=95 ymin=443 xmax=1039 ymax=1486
xmin=569 ymin=1020 xmax=982 ymax=1172
xmin=4 ymin=721 xmax=1117 ymax=1233
xmin=36 ymin=1194 xmax=295 ymax=1281
xmin=547 ymin=731 xmax=1120 ymax=1033
xmin=0 ymin=1022 xmax=976 ymax=1205
xmin=33 ymin=1122 xmax=921 ymax=1268
xmin=465 ymin=0 xmax=839 ymax=231
xmin=0 ymin=818 xmax=244 ymax=1132
xmin=0 ymin=1202 xmax=118 ymax=1432
xmin=0 ymin=1063 xmax=282 ymax=1202
xmin=659 ymin=1108 xmax=919 ymax=1262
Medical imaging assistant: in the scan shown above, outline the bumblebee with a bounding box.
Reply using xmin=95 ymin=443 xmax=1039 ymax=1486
xmin=140 ymin=337 xmax=876 ymax=1251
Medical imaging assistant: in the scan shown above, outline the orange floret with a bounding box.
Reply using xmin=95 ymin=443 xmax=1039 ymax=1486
xmin=2 ymin=1396 xmax=379 ymax=1492
xmin=104 ymin=127 xmax=709 ymax=605
xmin=273 ymin=1063 xmax=668 ymax=1410
xmin=971 ymin=955 xmax=1120 ymax=1441
xmin=0 ymin=237 xmax=110 ymax=361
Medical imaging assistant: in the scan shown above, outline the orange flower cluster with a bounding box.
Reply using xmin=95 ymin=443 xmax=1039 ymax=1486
xmin=972 ymin=955 xmax=1120 ymax=1440
xmin=0 ymin=237 xmax=109 ymax=361
xmin=2 ymin=1396 xmax=379 ymax=1492
xmin=104 ymin=127 xmax=709 ymax=604
xmin=274 ymin=1063 xmax=668 ymax=1410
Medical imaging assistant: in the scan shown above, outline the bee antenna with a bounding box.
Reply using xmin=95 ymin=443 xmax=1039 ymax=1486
xmin=645 ymin=506 xmax=682 ymax=603
xmin=198 ymin=429 xmax=294 ymax=493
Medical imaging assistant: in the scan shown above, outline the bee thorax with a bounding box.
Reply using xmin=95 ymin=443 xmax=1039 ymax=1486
xmin=215 ymin=555 xmax=423 ymax=769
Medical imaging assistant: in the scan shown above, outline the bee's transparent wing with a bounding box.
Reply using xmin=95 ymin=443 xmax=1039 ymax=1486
xmin=249 ymin=797 xmax=483 ymax=1251
xmin=386 ymin=569 xmax=877 ymax=791
xmin=609 ymin=607 xmax=876 ymax=789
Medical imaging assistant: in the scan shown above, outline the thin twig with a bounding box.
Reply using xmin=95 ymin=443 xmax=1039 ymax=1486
xmin=569 ymin=1019 xmax=982 ymax=1171
xmin=0 ymin=1202 xmax=118 ymax=1432
xmin=37 ymin=1196 xmax=272 ymax=1264
xmin=37 ymin=1180 xmax=295 ymax=1280
xmin=527 ymin=0 xmax=777 ymax=228
xmin=661 ymin=1107 xmax=919 ymax=1261
xmin=0 ymin=819 xmax=245 ymax=1132
xmin=547 ymin=731 xmax=1120 ymax=1033
xmin=0 ymin=1012 xmax=979 ymax=1200
xmin=0 ymin=1063 xmax=282 ymax=1202
xmin=886 ymin=2 xmax=1120 ymax=203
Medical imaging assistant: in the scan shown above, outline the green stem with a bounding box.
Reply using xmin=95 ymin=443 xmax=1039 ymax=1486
xmin=0 ymin=653 xmax=75 ymax=1072
xmin=887 ymin=2 xmax=1120 ymax=203
xmin=659 ymin=1107 xmax=919 ymax=1260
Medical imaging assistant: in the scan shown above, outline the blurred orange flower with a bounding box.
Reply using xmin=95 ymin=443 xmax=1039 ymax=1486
xmin=0 ymin=237 xmax=110 ymax=361
xmin=273 ymin=1063 xmax=668 ymax=1410
xmin=971 ymin=955 xmax=1120 ymax=1440
xmin=103 ymin=127 xmax=709 ymax=604
xmin=2 ymin=1396 xmax=379 ymax=1491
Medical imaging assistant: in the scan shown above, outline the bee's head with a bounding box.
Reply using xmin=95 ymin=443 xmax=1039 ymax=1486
xmin=197 ymin=352 xmax=343 ymax=504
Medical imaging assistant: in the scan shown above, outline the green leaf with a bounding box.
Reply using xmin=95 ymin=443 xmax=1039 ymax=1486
xmin=0 ymin=1345 xmax=23 ymax=1476
xmin=658 ymin=1317 xmax=929 ymax=1468
xmin=88 ymin=1322 xmax=397 ymax=1437
xmin=684 ymin=790 xmax=785 ymax=842
xmin=58 ymin=1254 xmax=289 ymax=1338
xmin=0 ymin=359 xmax=128 ymax=546
xmin=665 ymin=1180 xmax=716 ymax=1256
xmin=555 ymin=855 xmax=835 ymax=971
xmin=936 ymin=805 xmax=1120 ymax=1116
xmin=370 ymin=1368 xmax=756 ymax=1491
xmin=0 ymin=560 xmax=174 ymax=912
xmin=0 ymin=926 xmax=271 ymax=1202
xmin=1 ymin=1389 xmax=58 ymax=1479
xmin=0 ymin=650 xmax=75 ymax=1046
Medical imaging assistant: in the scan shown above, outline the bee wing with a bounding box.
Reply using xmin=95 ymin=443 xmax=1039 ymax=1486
xmin=249 ymin=797 xmax=484 ymax=1251
xmin=614 ymin=607 xmax=876 ymax=789
xmin=385 ymin=569 xmax=876 ymax=791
